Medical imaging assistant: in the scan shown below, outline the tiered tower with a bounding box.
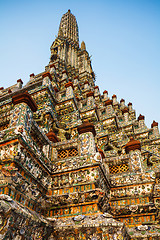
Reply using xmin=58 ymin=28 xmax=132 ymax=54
xmin=0 ymin=10 xmax=160 ymax=240
xmin=58 ymin=9 xmax=79 ymax=43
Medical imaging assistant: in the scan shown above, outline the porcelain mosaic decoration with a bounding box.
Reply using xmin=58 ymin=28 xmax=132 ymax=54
xmin=0 ymin=9 xmax=160 ymax=240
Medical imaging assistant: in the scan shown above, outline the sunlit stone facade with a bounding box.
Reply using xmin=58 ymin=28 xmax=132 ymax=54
xmin=0 ymin=9 xmax=160 ymax=240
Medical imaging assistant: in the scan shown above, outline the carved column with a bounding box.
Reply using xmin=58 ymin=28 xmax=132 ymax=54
xmin=151 ymin=120 xmax=159 ymax=137
xmin=125 ymin=137 xmax=143 ymax=172
xmin=42 ymin=72 xmax=52 ymax=86
xmin=122 ymin=107 xmax=129 ymax=122
xmin=77 ymin=120 xmax=96 ymax=156
xmin=86 ymin=91 xmax=95 ymax=106
xmin=138 ymin=114 xmax=145 ymax=128
xmin=65 ymin=81 xmax=74 ymax=98
xmin=103 ymin=90 xmax=108 ymax=100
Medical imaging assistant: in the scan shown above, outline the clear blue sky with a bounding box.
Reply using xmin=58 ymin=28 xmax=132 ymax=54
xmin=0 ymin=0 xmax=160 ymax=127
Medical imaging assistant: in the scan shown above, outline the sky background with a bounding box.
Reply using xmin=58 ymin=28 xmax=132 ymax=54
xmin=0 ymin=0 xmax=160 ymax=127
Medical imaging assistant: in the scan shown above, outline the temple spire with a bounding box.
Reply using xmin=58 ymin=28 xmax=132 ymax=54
xmin=58 ymin=9 xmax=79 ymax=43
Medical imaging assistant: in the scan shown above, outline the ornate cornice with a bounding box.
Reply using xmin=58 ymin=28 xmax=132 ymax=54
xmin=125 ymin=137 xmax=141 ymax=153
xmin=12 ymin=91 xmax=37 ymax=112
xmin=104 ymin=99 xmax=113 ymax=106
xmin=86 ymin=91 xmax=94 ymax=97
xmin=77 ymin=120 xmax=96 ymax=136
xmin=65 ymin=81 xmax=74 ymax=89
xmin=122 ymin=107 xmax=129 ymax=114
xmin=46 ymin=131 xmax=59 ymax=143
xmin=42 ymin=72 xmax=52 ymax=81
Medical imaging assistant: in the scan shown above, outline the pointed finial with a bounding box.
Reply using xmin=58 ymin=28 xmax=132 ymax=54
xmin=151 ymin=120 xmax=158 ymax=128
xmin=81 ymin=41 xmax=86 ymax=50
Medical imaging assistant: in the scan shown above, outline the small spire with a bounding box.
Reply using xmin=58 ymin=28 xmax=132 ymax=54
xmin=138 ymin=114 xmax=145 ymax=121
xmin=151 ymin=120 xmax=158 ymax=128
xmin=81 ymin=41 xmax=86 ymax=50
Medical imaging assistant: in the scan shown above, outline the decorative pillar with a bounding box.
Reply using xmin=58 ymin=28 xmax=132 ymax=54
xmin=79 ymin=101 xmax=83 ymax=109
xmin=120 ymin=99 xmax=125 ymax=108
xmin=17 ymin=79 xmax=23 ymax=89
xmin=74 ymin=76 xmax=79 ymax=85
xmin=122 ymin=107 xmax=129 ymax=122
xmin=75 ymin=48 xmax=78 ymax=68
xmin=62 ymin=43 xmax=66 ymax=61
xmin=10 ymin=92 xmax=37 ymax=138
xmin=46 ymin=131 xmax=59 ymax=161
xmin=49 ymin=63 xmax=56 ymax=74
xmin=71 ymin=46 xmax=74 ymax=67
xmin=94 ymin=86 xmax=100 ymax=96
xmin=138 ymin=114 xmax=145 ymax=128
xmin=77 ymin=120 xmax=96 ymax=156
xmin=68 ymin=44 xmax=71 ymax=65
xmin=103 ymin=90 xmax=108 ymax=100
xmin=42 ymin=72 xmax=52 ymax=86
xmin=84 ymin=80 xmax=89 ymax=90
xmin=105 ymin=99 xmax=113 ymax=115
xmin=62 ymin=70 xmax=68 ymax=81
xmin=0 ymin=87 xmax=4 ymax=95
xmin=128 ymin=102 xmax=133 ymax=111
xmin=70 ymin=45 xmax=72 ymax=66
xmin=74 ymin=48 xmax=77 ymax=67
xmin=30 ymin=73 xmax=35 ymax=81
xmin=58 ymin=45 xmax=60 ymax=59
xmin=151 ymin=121 xmax=159 ymax=137
xmin=60 ymin=44 xmax=63 ymax=60
xmin=112 ymin=94 xmax=118 ymax=105
xmin=86 ymin=91 xmax=94 ymax=106
xmin=125 ymin=137 xmax=143 ymax=172
xmin=76 ymin=96 xmax=80 ymax=107
xmin=65 ymin=81 xmax=74 ymax=98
